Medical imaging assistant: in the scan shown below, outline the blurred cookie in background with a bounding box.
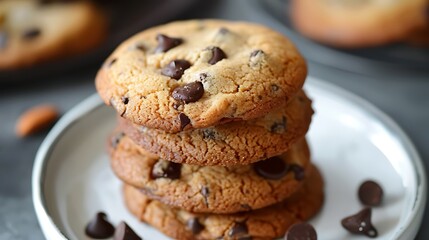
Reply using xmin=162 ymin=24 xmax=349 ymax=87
xmin=0 ymin=0 xmax=107 ymax=69
xmin=290 ymin=0 xmax=428 ymax=48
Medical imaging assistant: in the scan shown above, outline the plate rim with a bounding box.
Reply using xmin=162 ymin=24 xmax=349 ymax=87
xmin=32 ymin=77 xmax=427 ymax=240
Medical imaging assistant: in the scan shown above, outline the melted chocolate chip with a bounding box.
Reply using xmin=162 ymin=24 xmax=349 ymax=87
xmin=208 ymin=47 xmax=227 ymax=65
xmin=253 ymin=156 xmax=288 ymax=180
xmin=111 ymin=132 xmax=125 ymax=149
xmin=161 ymin=60 xmax=191 ymax=80
xmin=228 ymin=222 xmax=248 ymax=237
xmin=341 ymin=208 xmax=378 ymax=238
xmin=114 ymin=221 xmax=142 ymax=240
xmin=172 ymin=82 xmax=204 ymax=103
xmin=359 ymin=180 xmax=383 ymax=206
xmin=22 ymin=28 xmax=41 ymax=40
xmin=285 ymin=223 xmax=317 ymax=240
xmin=155 ymin=34 xmax=183 ymax=53
xmin=271 ymin=116 xmax=287 ymax=134
xmin=121 ymin=96 xmax=129 ymax=105
xmin=290 ymin=164 xmax=305 ymax=181
xmin=179 ymin=113 xmax=191 ymax=130
xmin=0 ymin=31 xmax=8 ymax=49
xmin=85 ymin=212 xmax=114 ymax=239
xmin=151 ymin=160 xmax=181 ymax=179
xmin=187 ymin=218 xmax=204 ymax=234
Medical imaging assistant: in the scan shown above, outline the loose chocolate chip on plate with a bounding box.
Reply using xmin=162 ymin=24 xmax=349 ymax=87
xmin=155 ymin=34 xmax=183 ymax=53
xmin=85 ymin=212 xmax=114 ymax=239
xmin=358 ymin=180 xmax=383 ymax=206
xmin=22 ymin=28 xmax=41 ymax=40
xmin=341 ymin=208 xmax=378 ymax=238
xmin=228 ymin=222 xmax=248 ymax=237
xmin=187 ymin=218 xmax=205 ymax=234
xmin=161 ymin=60 xmax=191 ymax=80
xmin=285 ymin=222 xmax=317 ymax=240
xmin=208 ymin=46 xmax=227 ymax=65
xmin=253 ymin=156 xmax=289 ymax=180
xmin=114 ymin=221 xmax=142 ymax=240
xmin=290 ymin=164 xmax=305 ymax=181
xmin=151 ymin=160 xmax=181 ymax=179
xmin=0 ymin=31 xmax=8 ymax=49
xmin=179 ymin=113 xmax=191 ymax=130
xmin=172 ymin=81 xmax=204 ymax=103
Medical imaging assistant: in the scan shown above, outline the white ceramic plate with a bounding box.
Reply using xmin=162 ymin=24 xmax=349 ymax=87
xmin=32 ymin=77 xmax=427 ymax=240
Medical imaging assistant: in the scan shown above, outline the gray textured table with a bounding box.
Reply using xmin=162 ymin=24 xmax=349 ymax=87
xmin=0 ymin=1 xmax=428 ymax=239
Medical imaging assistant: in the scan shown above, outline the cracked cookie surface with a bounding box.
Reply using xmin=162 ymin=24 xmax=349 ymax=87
xmin=290 ymin=0 xmax=428 ymax=47
xmin=109 ymin=132 xmax=311 ymax=214
xmin=123 ymin=165 xmax=323 ymax=240
xmin=0 ymin=0 xmax=107 ymax=69
xmin=96 ymin=19 xmax=307 ymax=133
xmin=118 ymin=90 xmax=313 ymax=166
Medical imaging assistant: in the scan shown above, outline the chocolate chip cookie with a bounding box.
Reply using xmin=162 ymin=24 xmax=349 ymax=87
xmin=0 ymin=0 xmax=107 ymax=69
xmin=123 ymin=165 xmax=324 ymax=240
xmin=118 ymin=90 xmax=313 ymax=166
xmin=109 ymin=132 xmax=311 ymax=214
xmin=96 ymin=19 xmax=307 ymax=133
xmin=290 ymin=0 xmax=428 ymax=48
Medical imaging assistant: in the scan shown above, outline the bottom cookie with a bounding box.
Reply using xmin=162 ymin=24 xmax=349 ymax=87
xmin=123 ymin=165 xmax=324 ymax=240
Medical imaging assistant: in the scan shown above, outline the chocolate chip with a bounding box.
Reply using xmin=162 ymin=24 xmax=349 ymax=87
xmin=201 ymin=186 xmax=209 ymax=206
xmin=228 ymin=222 xmax=248 ymax=238
xmin=249 ymin=50 xmax=265 ymax=68
xmin=208 ymin=46 xmax=227 ymax=65
xmin=161 ymin=60 xmax=191 ymax=80
xmin=114 ymin=221 xmax=142 ymax=240
xmin=187 ymin=218 xmax=204 ymax=234
xmin=179 ymin=113 xmax=191 ymax=130
xmin=240 ymin=204 xmax=252 ymax=211
xmin=285 ymin=223 xmax=317 ymax=240
xmin=199 ymin=73 xmax=208 ymax=82
xmin=111 ymin=132 xmax=125 ymax=149
xmin=172 ymin=82 xmax=204 ymax=104
xmin=253 ymin=156 xmax=288 ymax=180
xmin=271 ymin=116 xmax=287 ymax=134
xmin=107 ymin=58 xmax=117 ymax=67
xmin=151 ymin=160 xmax=181 ymax=180
xmin=173 ymin=102 xmax=181 ymax=110
xmin=250 ymin=49 xmax=264 ymax=57
xmin=0 ymin=31 xmax=8 ymax=49
xmin=341 ymin=208 xmax=378 ymax=238
xmin=202 ymin=129 xmax=216 ymax=140
xmin=121 ymin=96 xmax=129 ymax=105
xmin=290 ymin=164 xmax=305 ymax=181
xmin=155 ymin=34 xmax=183 ymax=53
xmin=85 ymin=212 xmax=114 ymax=239
xmin=359 ymin=180 xmax=383 ymax=206
xmin=22 ymin=28 xmax=41 ymax=40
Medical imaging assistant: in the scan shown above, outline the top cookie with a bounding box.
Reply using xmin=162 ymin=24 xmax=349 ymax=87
xmin=96 ymin=19 xmax=307 ymax=133
xmin=0 ymin=0 xmax=107 ymax=69
xmin=290 ymin=0 xmax=428 ymax=48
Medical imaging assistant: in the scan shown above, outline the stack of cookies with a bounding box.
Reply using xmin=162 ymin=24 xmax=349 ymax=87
xmin=96 ymin=20 xmax=324 ymax=239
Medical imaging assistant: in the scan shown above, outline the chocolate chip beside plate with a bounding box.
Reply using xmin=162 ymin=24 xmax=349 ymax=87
xmin=284 ymin=222 xmax=317 ymax=240
xmin=208 ymin=46 xmax=227 ymax=65
xmin=85 ymin=212 xmax=114 ymax=239
xmin=172 ymin=82 xmax=204 ymax=104
xmin=187 ymin=218 xmax=205 ymax=234
xmin=358 ymin=180 xmax=383 ymax=206
xmin=155 ymin=34 xmax=183 ymax=53
xmin=151 ymin=159 xmax=181 ymax=179
xmin=253 ymin=156 xmax=288 ymax=180
xmin=341 ymin=208 xmax=378 ymax=238
xmin=114 ymin=221 xmax=142 ymax=240
xmin=161 ymin=60 xmax=191 ymax=80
